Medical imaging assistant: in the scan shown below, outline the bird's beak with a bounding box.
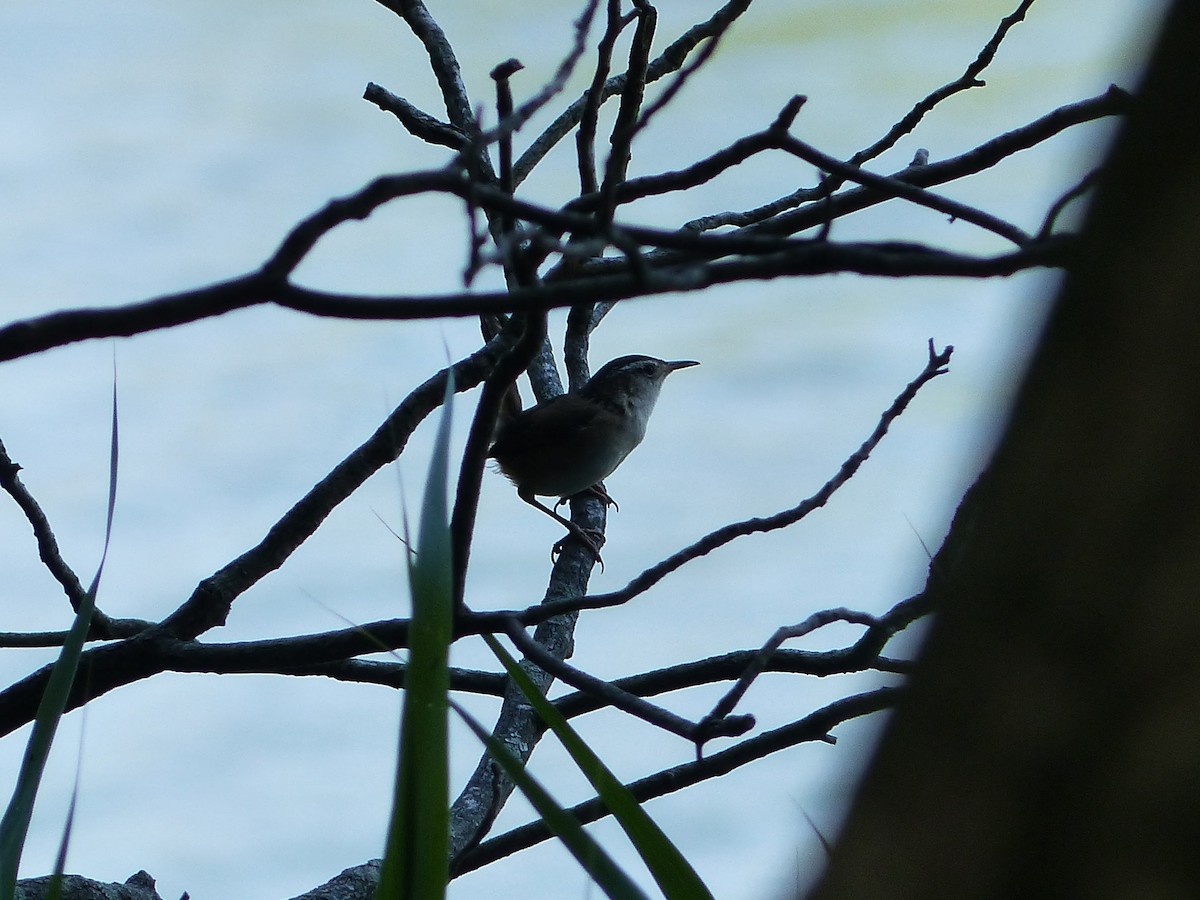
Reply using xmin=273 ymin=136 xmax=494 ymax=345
xmin=665 ymin=360 xmax=700 ymax=372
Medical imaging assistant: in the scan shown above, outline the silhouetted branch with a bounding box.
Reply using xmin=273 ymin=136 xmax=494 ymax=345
xmin=681 ymin=88 xmax=1128 ymax=235
xmin=0 ymin=239 xmax=1072 ymax=363
xmin=373 ymin=0 xmax=478 ymax=135
xmin=776 ymin=129 xmax=1032 ymax=244
xmin=514 ymin=0 xmax=755 ymax=184
xmin=849 ymin=0 xmax=1039 ymax=167
xmin=362 ymin=83 xmax=467 ymax=149
xmin=0 ymin=344 xmax=505 ymax=735
xmin=506 ymin=617 xmax=754 ymax=743
xmin=454 ymin=686 xmax=901 ymax=875
xmin=695 ymin=608 xmax=879 ymax=749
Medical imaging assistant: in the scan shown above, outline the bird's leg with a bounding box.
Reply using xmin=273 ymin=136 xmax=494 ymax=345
xmin=520 ymin=491 xmax=604 ymax=567
xmin=553 ymin=482 xmax=619 ymax=513
xmin=586 ymin=482 xmax=618 ymax=510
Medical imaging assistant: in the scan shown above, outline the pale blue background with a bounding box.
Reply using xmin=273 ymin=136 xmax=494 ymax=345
xmin=0 ymin=1 xmax=1157 ymax=897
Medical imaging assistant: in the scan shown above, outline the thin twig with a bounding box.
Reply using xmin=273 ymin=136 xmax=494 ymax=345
xmin=473 ymin=0 xmax=602 ymax=153
xmin=577 ymin=0 xmax=631 ymax=195
xmin=374 ymin=0 xmax=477 ymax=134
xmin=849 ymin=0 xmax=1039 ymax=167
xmin=1038 ymin=167 xmax=1101 ymax=238
xmin=777 ymin=132 xmax=1032 ymax=245
xmin=454 ymin=686 xmax=901 ymax=875
xmin=633 ymin=23 xmax=725 ymax=133
xmin=0 ymin=239 xmax=1073 ymax=363
xmin=694 ymin=608 xmax=879 ymax=752
xmin=514 ymin=0 xmax=754 ymax=185
xmin=506 ymin=619 xmax=752 ymax=742
xmin=362 ymin=83 xmax=467 ymax=149
xmin=675 ymin=87 xmax=1130 ymax=238
xmin=596 ymin=0 xmax=657 ymax=225
xmin=0 ymin=437 xmax=153 ymax=640
xmin=490 ymin=58 xmax=524 ymax=237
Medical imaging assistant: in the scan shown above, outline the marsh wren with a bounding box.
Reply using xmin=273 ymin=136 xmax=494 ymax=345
xmin=489 ymin=354 xmax=699 ymax=561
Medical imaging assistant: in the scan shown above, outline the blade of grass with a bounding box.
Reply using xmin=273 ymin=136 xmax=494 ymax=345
xmin=483 ymin=633 xmax=714 ymax=899
xmin=0 ymin=377 xmax=119 ymax=900
xmin=45 ymin=709 xmax=89 ymax=900
xmin=452 ymin=701 xmax=650 ymax=900
xmin=45 ymin=767 xmax=80 ymax=900
xmin=376 ymin=373 xmax=455 ymax=900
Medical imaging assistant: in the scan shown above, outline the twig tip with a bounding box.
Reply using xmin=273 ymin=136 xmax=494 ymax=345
xmin=772 ymin=94 xmax=807 ymax=133
xmin=490 ymin=58 xmax=524 ymax=81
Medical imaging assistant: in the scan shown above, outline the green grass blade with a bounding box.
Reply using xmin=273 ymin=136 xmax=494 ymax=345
xmin=0 ymin=380 xmax=119 ymax=900
xmin=45 ymin=714 xmax=88 ymax=900
xmin=376 ymin=373 xmax=455 ymax=900
xmin=45 ymin=776 xmax=79 ymax=900
xmin=452 ymin=701 xmax=650 ymax=900
xmin=483 ymin=634 xmax=714 ymax=899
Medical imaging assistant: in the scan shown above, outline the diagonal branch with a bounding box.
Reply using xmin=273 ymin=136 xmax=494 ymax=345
xmin=0 ymin=436 xmax=151 ymax=641
xmin=0 ymin=343 xmax=507 ymax=736
xmin=0 ymin=238 xmax=1073 ymax=363
xmin=453 ymin=686 xmax=901 ymax=875
xmin=373 ymin=0 xmax=477 ymax=135
xmin=596 ymin=0 xmax=656 ymax=224
xmin=681 ymin=88 xmax=1129 ymax=236
xmin=850 ymin=0 xmax=1039 ymax=168
xmin=505 ymin=618 xmax=753 ymax=744
xmin=474 ymin=0 xmax=601 ymax=152
xmin=695 ymin=608 xmax=879 ymax=749
xmin=776 ymin=130 xmax=1032 ymax=245
xmin=514 ymin=0 xmax=754 ymax=184
xmin=577 ymin=0 xmax=631 ymax=195
xmin=362 ymin=83 xmax=467 ymax=149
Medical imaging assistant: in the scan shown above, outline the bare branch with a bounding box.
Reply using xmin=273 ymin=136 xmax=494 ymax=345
xmin=514 ymin=0 xmax=754 ymax=184
xmin=0 ymin=436 xmax=150 ymax=640
xmin=0 ymin=83 xmax=1125 ymax=365
xmin=0 ymin=237 xmax=1072 ymax=363
xmin=850 ymin=0 xmax=1039 ymax=167
xmin=577 ymin=0 xmax=632 ymax=195
xmin=362 ymin=83 xmax=467 ymax=149
xmin=475 ymin=0 xmax=601 ymax=151
xmin=506 ymin=618 xmax=753 ymax=743
xmin=696 ymin=608 xmax=880 ymax=750
xmin=373 ymin=0 xmax=478 ymax=135
xmin=776 ymin=131 xmax=1032 ymax=245
xmin=454 ymin=686 xmax=901 ymax=875
xmin=596 ymin=0 xmax=656 ymax=224
xmin=633 ymin=14 xmax=730 ymax=133
xmin=16 ymin=870 xmax=166 ymax=900
xmin=490 ymin=58 xmax=523 ymax=237
xmin=683 ymin=88 xmax=1128 ymax=236
xmin=1038 ymin=167 xmax=1102 ymax=238
xmin=0 ymin=344 xmax=507 ymax=736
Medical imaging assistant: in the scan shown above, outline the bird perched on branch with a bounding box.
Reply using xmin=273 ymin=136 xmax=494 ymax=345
xmin=489 ymin=354 xmax=699 ymax=563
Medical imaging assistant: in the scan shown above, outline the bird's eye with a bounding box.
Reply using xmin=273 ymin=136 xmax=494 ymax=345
xmin=638 ymin=362 xmax=657 ymax=376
